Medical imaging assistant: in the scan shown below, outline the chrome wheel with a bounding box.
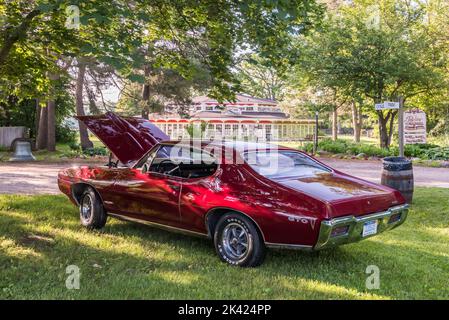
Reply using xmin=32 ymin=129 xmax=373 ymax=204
xmin=221 ymin=223 xmax=251 ymax=261
xmin=81 ymin=194 xmax=93 ymax=221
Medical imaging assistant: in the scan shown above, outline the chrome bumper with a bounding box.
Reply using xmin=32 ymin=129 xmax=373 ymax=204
xmin=314 ymin=204 xmax=409 ymax=250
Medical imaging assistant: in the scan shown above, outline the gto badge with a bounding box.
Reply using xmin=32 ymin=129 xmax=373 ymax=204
xmin=288 ymin=216 xmax=309 ymax=224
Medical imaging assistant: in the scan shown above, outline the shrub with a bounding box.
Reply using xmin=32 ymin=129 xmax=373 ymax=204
xmin=82 ymin=147 xmax=108 ymax=157
xmin=404 ymin=144 xmax=441 ymax=158
xmin=302 ymin=142 xmax=314 ymax=153
xmin=68 ymin=142 xmax=81 ymax=151
xmin=56 ymin=124 xmax=77 ymax=144
xmin=299 ymin=139 xmax=448 ymax=160
xmin=422 ymin=147 xmax=449 ymax=160
xmin=318 ymin=138 xmax=348 ymax=154
xmin=350 ymin=143 xmax=392 ymax=157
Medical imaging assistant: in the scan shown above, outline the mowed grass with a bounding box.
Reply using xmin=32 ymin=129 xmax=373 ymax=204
xmin=0 ymin=188 xmax=448 ymax=300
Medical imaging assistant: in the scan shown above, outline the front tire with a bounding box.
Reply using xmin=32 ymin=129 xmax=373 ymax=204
xmin=79 ymin=187 xmax=107 ymax=229
xmin=214 ymin=213 xmax=266 ymax=267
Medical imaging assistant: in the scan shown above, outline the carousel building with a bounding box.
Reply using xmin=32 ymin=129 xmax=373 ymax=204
xmin=149 ymin=94 xmax=315 ymax=142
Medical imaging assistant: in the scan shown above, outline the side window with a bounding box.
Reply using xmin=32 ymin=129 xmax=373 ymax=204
xmin=141 ymin=145 xmax=218 ymax=179
xmin=177 ymin=148 xmax=218 ymax=179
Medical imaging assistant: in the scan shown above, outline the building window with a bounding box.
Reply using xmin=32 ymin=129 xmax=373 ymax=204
xmin=265 ymin=124 xmax=272 ymax=141
xmin=232 ymin=124 xmax=239 ymax=138
xmin=242 ymin=124 xmax=249 ymax=138
xmin=225 ymin=124 xmax=232 ymax=136
xmin=206 ymin=106 xmax=213 ymax=111
xmin=206 ymin=124 xmax=214 ymax=138
xmin=216 ymin=124 xmax=223 ymax=136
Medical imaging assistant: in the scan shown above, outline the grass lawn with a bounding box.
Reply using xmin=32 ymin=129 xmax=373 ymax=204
xmin=0 ymin=187 xmax=448 ymax=300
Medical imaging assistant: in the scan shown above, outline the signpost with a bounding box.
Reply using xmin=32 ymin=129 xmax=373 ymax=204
xmin=398 ymin=97 xmax=404 ymax=157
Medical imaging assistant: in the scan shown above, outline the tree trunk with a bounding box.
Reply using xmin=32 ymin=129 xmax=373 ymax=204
xmin=36 ymin=105 xmax=48 ymax=150
xmin=46 ymin=71 xmax=60 ymax=152
xmin=34 ymin=99 xmax=40 ymax=140
xmin=377 ymin=110 xmax=397 ymax=149
xmin=47 ymin=100 xmax=56 ymax=151
xmin=85 ymin=83 xmax=101 ymax=115
xmin=351 ymin=101 xmax=362 ymax=143
xmin=388 ymin=111 xmax=396 ymax=147
xmin=332 ymin=105 xmax=338 ymax=141
xmin=378 ymin=118 xmax=389 ymax=149
xmin=76 ymin=62 xmax=94 ymax=150
xmin=141 ymin=65 xmax=150 ymax=118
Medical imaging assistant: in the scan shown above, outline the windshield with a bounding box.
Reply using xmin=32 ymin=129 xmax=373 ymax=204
xmin=244 ymin=150 xmax=330 ymax=179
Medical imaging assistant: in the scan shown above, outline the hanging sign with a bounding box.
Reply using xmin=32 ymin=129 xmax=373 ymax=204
xmin=404 ymin=109 xmax=427 ymax=144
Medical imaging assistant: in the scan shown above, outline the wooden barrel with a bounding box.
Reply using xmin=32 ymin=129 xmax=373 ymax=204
xmin=381 ymin=157 xmax=414 ymax=203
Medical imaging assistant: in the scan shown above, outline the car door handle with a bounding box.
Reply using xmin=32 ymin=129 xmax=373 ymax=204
xmin=170 ymin=185 xmax=180 ymax=191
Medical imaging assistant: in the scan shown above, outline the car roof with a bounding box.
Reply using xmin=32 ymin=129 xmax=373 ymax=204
xmin=160 ymin=140 xmax=293 ymax=153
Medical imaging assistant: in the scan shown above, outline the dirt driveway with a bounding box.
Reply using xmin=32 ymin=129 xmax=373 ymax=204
xmin=0 ymin=159 xmax=448 ymax=195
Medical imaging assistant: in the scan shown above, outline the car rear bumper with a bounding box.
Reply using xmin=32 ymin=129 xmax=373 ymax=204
xmin=314 ymin=204 xmax=409 ymax=250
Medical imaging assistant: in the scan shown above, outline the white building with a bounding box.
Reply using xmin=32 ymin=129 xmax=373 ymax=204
xmin=150 ymin=94 xmax=315 ymax=142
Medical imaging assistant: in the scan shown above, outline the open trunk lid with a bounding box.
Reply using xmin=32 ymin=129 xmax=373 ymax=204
xmin=76 ymin=112 xmax=169 ymax=167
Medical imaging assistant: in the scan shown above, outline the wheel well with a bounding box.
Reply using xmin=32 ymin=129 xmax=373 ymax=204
xmin=71 ymin=183 xmax=97 ymax=205
xmin=205 ymin=208 xmax=265 ymax=242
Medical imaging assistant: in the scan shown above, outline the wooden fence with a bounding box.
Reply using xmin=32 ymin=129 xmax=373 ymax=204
xmin=0 ymin=127 xmax=26 ymax=148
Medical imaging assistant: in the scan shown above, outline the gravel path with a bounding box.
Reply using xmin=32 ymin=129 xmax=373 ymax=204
xmin=0 ymin=158 xmax=448 ymax=195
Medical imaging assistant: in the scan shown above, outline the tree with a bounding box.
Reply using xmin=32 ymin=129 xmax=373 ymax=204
xmin=1 ymin=0 xmax=324 ymax=98
xmin=1 ymin=0 xmax=324 ymax=152
xmin=75 ymin=58 xmax=94 ymax=150
xmin=298 ymin=0 xmax=448 ymax=148
xmin=236 ymin=54 xmax=287 ymax=101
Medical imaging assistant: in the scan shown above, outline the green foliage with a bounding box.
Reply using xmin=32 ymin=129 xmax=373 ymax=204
xmin=237 ymin=54 xmax=287 ymax=101
xmin=68 ymin=142 xmax=81 ymax=151
xmin=421 ymin=147 xmax=449 ymax=161
xmin=295 ymin=0 xmax=449 ymax=148
xmin=56 ymin=124 xmax=77 ymax=144
xmin=304 ymin=138 xmax=449 ymax=160
xmin=0 ymin=77 xmax=75 ymax=142
xmin=186 ymin=121 xmax=207 ymax=138
xmin=304 ymin=138 xmax=393 ymax=157
xmin=1 ymin=0 xmax=323 ymax=102
xmin=403 ymin=144 xmax=439 ymax=158
xmin=82 ymin=146 xmax=108 ymax=157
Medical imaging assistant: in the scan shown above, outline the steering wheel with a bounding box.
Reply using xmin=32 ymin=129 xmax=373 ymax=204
xmin=155 ymin=159 xmax=181 ymax=175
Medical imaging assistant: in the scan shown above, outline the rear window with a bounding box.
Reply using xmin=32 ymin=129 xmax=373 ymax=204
xmin=244 ymin=150 xmax=330 ymax=179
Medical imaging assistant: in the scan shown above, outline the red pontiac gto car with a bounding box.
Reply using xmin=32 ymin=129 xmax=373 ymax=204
xmin=58 ymin=112 xmax=409 ymax=267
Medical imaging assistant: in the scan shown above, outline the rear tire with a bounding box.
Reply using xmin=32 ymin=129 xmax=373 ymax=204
xmin=214 ymin=213 xmax=266 ymax=267
xmin=79 ymin=187 xmax=107 ymax=229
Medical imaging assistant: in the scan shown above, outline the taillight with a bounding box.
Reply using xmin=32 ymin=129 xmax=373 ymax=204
xmin=330 ymin=225 xmax=350 ymax=237
xmin=388 ymin=213 xmax=402 ymax=224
